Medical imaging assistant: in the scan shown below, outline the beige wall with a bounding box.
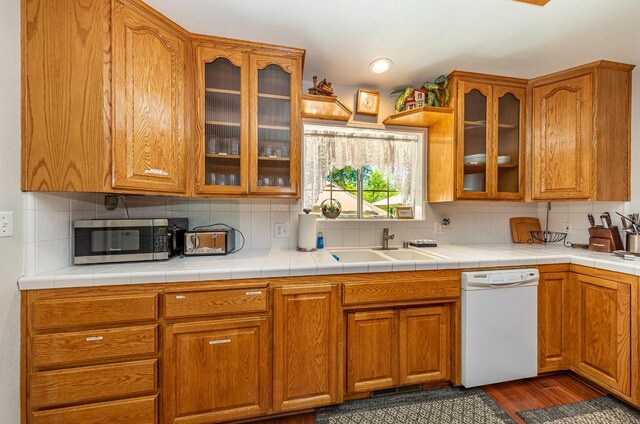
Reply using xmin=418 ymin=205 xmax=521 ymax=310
xmin=0 ymin=0 xmax=24 ymax=422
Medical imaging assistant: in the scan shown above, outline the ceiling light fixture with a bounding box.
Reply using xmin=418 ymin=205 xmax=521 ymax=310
xmin=369 ymin=58 xmax=393 ymax=74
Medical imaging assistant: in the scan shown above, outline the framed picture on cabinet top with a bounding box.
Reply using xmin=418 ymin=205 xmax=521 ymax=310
xmin=356 ymin=89 xmax=380 ymax=116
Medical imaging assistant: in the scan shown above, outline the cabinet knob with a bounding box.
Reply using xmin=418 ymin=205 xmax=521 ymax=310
xmin=85 ymin=336 xmax=104 ymax=342
xmin=209 ymin=339 xmax=231 ymax=345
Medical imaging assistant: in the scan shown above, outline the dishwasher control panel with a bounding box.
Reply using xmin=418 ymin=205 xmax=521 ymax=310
xmin=461 ymin=269 xmax=539 ymax=289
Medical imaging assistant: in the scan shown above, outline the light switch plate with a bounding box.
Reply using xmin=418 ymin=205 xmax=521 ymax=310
xmin=0 ymin=211 xmax=14 ymax=238
xmin=274 ymin=223 xmax=289 ymax=238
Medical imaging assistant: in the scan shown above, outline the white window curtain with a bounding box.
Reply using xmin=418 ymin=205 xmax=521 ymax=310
xmin=303 ymin=127 xmax=420 ymax=208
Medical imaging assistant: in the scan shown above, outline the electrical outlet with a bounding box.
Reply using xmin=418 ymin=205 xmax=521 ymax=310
xmin=434 ymin=221 xmax=445 ymax=234
xmin=274 ymin=223 xmax=289 ymax=238
xmin=0 ymin=211 xmax=14 ymax=238
xmin=562 ymin=223 xmax=573 ymax=235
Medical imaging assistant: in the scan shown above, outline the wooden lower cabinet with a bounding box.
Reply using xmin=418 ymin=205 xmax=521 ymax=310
xmin=570 ymin=273 xmax=632 ymax=397
xmin=399 ymin=306 xmax=450 ymax=384
xmin=32 ymin=395 xmax=157 ymax=424
xmin=163 ymin=316 xmax=270 ymax=423
xmin=347 ymin=305 xmax=451 ymax=394
xmin=272 ymin=284 xmax=340 ymax=412
xmin=538 ymin=272 xmax=570 ymax=372
xmin=347 ymin=310 xmax=399 ymax=393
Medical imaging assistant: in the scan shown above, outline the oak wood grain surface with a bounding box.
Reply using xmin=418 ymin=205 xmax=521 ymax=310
xmin=32 ymin=294 xmax=158 ymax=330
xmin=30 ymin=359 xmax=157 ymax=408
xmin=163 ymin=288 xmax=267 ymax=319
xmin=273 ymin=285 xmax=339 ymax=412
xmin=31 ymin=395 xmax=157 ymax=424
xmin=32 ymin=325 xmax=157 ymax=367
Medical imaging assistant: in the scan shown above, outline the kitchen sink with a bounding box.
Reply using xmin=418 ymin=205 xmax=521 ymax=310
xmin=330 ymin=248 xmax=445 ymax=263
xmin=330 ymin=250 xmax=390 ymax=263
xmin=382 ymin=249 xmax=443 ymax=261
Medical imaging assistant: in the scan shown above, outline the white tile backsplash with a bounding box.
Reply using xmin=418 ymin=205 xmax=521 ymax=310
xmin=25 ymin=192 xmax=639 ymax=276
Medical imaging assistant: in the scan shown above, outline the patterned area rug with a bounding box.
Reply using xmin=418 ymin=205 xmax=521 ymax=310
xmin=315 ymin=387 xmax=516 ymax=424
xmin=517 ymin=396 xmax=640 ymax=423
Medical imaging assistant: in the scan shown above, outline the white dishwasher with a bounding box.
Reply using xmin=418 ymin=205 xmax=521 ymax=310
xmin=461 ymin=268 xmax=539 ymax=388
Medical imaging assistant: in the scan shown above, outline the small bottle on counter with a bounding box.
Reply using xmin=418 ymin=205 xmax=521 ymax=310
xmin=316 ymin=231 xmax=325 ymax=249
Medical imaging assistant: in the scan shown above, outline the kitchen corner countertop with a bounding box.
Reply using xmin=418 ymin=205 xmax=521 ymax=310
xmin=17 ymin=243 xmax=640 ymax=290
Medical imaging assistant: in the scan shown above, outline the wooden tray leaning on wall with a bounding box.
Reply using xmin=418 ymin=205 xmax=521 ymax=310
xmin=510 ymin=217 xmax=542 ymax=243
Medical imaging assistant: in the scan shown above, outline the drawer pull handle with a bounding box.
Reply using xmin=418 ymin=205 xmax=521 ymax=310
xmin=246 ymin=291 xmax=262 ymax=296
xmin=175 ymin=295 xmax=186 ymax=299
xmin=144 ymin=168 xmax=168 ymax=176
xmin=85 ymin=336 xmax=103 ymax=342
xmin=209 ymin=339 xmax=231 ymax=345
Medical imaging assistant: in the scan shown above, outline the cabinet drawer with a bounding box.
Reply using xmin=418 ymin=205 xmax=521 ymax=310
xmin=31 ymin=359 xmax=157 ymax=408
xmin=32 ymin=395 xmax=157 ymax=424
xmin=33 ymin=294 xmax=158 ymax=330
xmin=164 ymin=288 xmax=267 ymax=318
xmin=343 ymin=278 xmax=459 ymax=305
xmin=32 ymin=325 xmax=157 ymax=367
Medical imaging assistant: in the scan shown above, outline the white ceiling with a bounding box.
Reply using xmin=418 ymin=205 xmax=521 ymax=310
xmin=145 ymin=0 xmax=639 ymax=89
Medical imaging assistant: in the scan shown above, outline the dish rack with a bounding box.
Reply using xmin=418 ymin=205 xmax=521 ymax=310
xmin=528 ymin=202 xmax=571 ymax=247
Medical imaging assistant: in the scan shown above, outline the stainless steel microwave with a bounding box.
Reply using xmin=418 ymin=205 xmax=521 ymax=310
xmin=73 ymin=218 xmax=188 ymax=265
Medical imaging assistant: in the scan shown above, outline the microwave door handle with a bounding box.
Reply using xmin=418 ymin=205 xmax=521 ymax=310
xmin=172 ymin=225 xmax=177 ymax=251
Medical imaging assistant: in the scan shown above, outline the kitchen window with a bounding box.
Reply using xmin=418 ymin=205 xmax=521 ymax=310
xmin=303 ymin=125 xmax=424 ymax=220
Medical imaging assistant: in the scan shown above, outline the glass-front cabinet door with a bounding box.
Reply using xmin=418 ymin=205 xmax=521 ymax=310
xmin=250 ymin=54 xmax=301 ymax=196
xmin=494 ymin=86 xmax=525 ymax=199
xmin=195 ymin=47 xmax=249 ymax=195
xmin=458 ymin=81 xmax=492 ymax=199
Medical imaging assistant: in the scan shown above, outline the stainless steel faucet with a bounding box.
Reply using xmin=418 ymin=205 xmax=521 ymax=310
xmin=375 ymin=228 xmax=397 ymax=250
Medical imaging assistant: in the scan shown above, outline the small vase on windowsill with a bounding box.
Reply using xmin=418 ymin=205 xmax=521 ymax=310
xmin=321 ymin=198 xmax=341 ymax=219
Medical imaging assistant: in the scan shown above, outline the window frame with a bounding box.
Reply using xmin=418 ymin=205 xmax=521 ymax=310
xmin=303 ymin=124 xmax=425 ymax=221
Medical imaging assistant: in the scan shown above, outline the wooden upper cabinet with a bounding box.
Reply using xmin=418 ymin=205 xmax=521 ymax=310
xmin=273 ymin=284 xmax=339 ymax=412
xmin=22 ymin=0 xmax=111 ymax=192
xmin=457 ymin=80 xmax=492 ymax=199
xmin=112 ymin=1 xmax=188 ymax=193
xmin=194 ymin=45 xmax=250 ymax=195
xmin=570 ymin=273 xmax=632 ymax=397
xmin=530 ymin=61 xmax=634 ymax=201
xmin=531 ymin=74 xmax=592 ymax=200
xmin=450 ymin=72 xmax=526 ymax=201
xmin=538 ymin=272 xmax=570 ymax=373
xmin=250 ymin=54 xmax=302 ymax=196
xmin=163 ymin=317 xmax=269 ymax=423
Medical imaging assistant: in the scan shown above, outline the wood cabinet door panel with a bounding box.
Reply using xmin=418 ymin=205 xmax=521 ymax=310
xmin=343 ymin=277 xmax=459 ymax=306
xmin=32 ymin=395 xmax=157 ymax=424
xmin=22 ymin=0 xmax=111 ymax=192
xmin=30 ymin=359 xmax=157 ymax=409
xmin=164 ymin=287 xmax=267 ymax=319
xmin=33 ymin=294 xmax=158 ymax=330
xmin=399 ymin=306 xmax=450 ymax=384
xmin=456 ymin=81 xmax=492 ymax=199
xmin=571 ymin=274 xmax=631 ymax=396
xmin=32 ymin=325 xmax=157 ymax=367
xmin=493 ymin=85 xmax=525 ymax=200
xmin=347 ymin=310 xmax=398 ymax=393
xmin=249 ymin=54 xmax=302 ymax=196
xmin=165 ymin=317 xmax=269 ymax=423
xmin=532 ymin=74 xmax=592 ymax=200
xmin=112 ymin=2 xmax=186 ymax=193
xmin=273 ymin=285 xmax=339 ymax=412
xmin=538 ymin=272 xmax=570 ymax=373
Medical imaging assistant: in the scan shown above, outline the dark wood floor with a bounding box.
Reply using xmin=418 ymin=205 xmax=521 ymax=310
xmin=484 ymin=373 xmax=603 ymax=423
xmin=257 ymin=373 xmax=603 ymax=424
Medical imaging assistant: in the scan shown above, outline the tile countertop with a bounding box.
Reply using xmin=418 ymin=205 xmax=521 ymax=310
xmin=17 ymin=243 xmax=640 ymax=290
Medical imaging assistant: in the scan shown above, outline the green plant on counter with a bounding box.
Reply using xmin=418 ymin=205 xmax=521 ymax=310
xmin=390 ymin=75 xmax=450 ymax=112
